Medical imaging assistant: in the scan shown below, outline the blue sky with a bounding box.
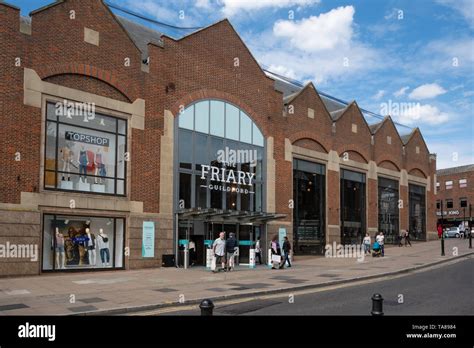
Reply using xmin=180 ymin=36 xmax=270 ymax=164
xmin=9 ymin=0 xmax=474 ymax=169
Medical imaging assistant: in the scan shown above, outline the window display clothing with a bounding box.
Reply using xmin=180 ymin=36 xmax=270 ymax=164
xmin=94 ymin=152 xmax=106 ymax=183
xmin=60 ymin=146 xmax=73 ymax=180
xmin=86 ymin=230 xmax=96 ymax=266
xmin=79 ymin=149 xmax=88 ymax=179
xmin=55 ymin=228 xmax=66 ymax=269
xmin=97 ymin=232 xmax=110 ymax=265
xmin=55 ymin=233 xmax=65 ymax=252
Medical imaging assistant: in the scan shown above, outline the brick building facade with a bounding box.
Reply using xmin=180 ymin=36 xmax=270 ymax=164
xmin=0 ymin=0 xmax=437 ymax=276
xmin=436 ymin=165 xmax=474 ymax=228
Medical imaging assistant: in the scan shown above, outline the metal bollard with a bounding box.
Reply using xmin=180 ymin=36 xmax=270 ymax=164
xmin=469 ymin=231 xmax=472 ymax=249
xmin=199 ymin=299 xmax=215 ymax=316
xmin=441 ymin=237 xmax=445 ymax=256
xmin=371 ymin=293 xmax=384 ymax=316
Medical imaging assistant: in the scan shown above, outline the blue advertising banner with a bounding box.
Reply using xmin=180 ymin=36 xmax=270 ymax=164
xmin=142 ymin=221 xmax=155 ymax=258
xmin=278 ymin=227 xmax=287 ymax=253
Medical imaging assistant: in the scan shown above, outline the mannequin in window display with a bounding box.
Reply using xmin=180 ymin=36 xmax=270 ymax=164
xmin=94 ymin=148 xmax=105 ymax=184
xmin=97 ymin=228 xmax=110 ymax=267
xmin=55 ymin=227 xmax=66 ymax=269
xmin=64 ymin=227 xmax=75 ymax=264
xmin=59 ymin=142 xmax=74 ymax=181
xmin=78 ymin=145 xmax=89 ymax=183
xmin=85 ymin=228 xmax=96 ymax=266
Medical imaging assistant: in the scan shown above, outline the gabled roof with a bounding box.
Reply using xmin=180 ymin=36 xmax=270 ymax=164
xmin=29 ymin=0 xmax=62 ymax=15
xmin=369 ymin=120 xmax=384 ymax=133
xmin=437 ymin=164 xmax=474 ymax=176
xmin=282 ymin=82 xmax=333 ymax=123
xmin=337 ymin=101 xmax=374 ymax=135
xmin=330 ymin=104 xmax=351 ymax=121
xmin=29 ymin=1 xmax=142 ymax=55
xmin=116 ymin=15 xmax=163 ymax=59
xmin=0 ymin=1 xmax=20 ymax=10
xmin=400 ymin=127 xmax=430 ymax=153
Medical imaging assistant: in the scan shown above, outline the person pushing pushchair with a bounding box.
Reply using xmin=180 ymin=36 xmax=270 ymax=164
xmin=372 ymin=241 xmax=382 ymax=257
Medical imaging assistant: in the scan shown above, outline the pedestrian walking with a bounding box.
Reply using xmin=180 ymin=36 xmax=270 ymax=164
xmin=405 ymin=230 xmax=412 ymax=246
xmin=270 ymin=235 xmax=282 ymax=269
xmin=282 ymin=236 xmax=292 ymax=268
xmin=225 ymin=232 xmax=238 ymax=271
xmin=376 ymin=232 xmax=385 ymax=257
xmin=212 ymin=232 xmax=226 ymax=273
xmin=255 ymin=237 xmax=262 ymax=265
xmin=398 ymin=230 xmax=405 ymax=247
xmin=189 ymin=239 xmax=196 ymax=266
xmin=363 ymin=233 xmax=371 ymax=254
xmin=459 ymin=223 xmax=465 ymax=239
xmin=437 ymin=224 xmax=443 ymax=239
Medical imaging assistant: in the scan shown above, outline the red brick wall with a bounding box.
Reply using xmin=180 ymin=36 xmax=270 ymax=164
xmin=436 ymin=170 xmax=474 ymax=221
xmin=0 ymin=0 xmax=437 ymax=237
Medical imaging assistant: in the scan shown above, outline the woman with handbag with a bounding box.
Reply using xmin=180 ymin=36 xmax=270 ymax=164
xmin=270 ymin=235 xmax=283 ymax=269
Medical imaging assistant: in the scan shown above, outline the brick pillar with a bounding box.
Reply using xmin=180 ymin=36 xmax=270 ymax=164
xmin=400 ymin=184 xmax=409 ymax=232
xmin=367 ymin=178 xmax=378 ymax=235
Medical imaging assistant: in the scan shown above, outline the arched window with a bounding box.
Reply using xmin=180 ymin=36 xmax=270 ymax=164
xmin=176 ymin=99 xmax=265 ymax=212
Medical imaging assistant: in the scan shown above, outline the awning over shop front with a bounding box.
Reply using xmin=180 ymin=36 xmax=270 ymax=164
xmin=177 ymin=208 xmax=286 ymax=224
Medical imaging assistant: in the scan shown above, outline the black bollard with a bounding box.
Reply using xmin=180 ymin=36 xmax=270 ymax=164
xmin=469 ymin=230 xmax=472 ymax=249
xmin=199 ymin=299 xmax=215 ymax=316
xmin=371 ymin=293 xmax=384 ymax=316
xmin=441 ymin=237 xmax=445 ymax=256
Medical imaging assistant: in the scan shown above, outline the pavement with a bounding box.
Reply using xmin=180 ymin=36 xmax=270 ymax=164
xmin=164 ymin=257 xmax=473 ymax=315
xmin=0 ymin=239 xmax=472 ymax=315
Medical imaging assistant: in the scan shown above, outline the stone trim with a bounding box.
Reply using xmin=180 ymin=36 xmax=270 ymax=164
xmin=21 ymin=192 xmax=143 ymax=213
xmin=23 ymin=68 xmax=145 ymax=130
xmin=292 ymin=144 xmax=329 ymax=162
xmin=159 ymin=110 xmax=175 ymax=216
xmin=266 ymin=137 xmax=276 ymax=213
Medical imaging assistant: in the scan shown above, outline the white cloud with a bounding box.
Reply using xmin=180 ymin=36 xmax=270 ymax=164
xmin=372 ymin=90 xmax=385 ymax=100
xmin=395 ymin=103 xmax=450 ymax=125
xmin=267 ymin=64 xmax=297 ymax=79
xmin=436 ymin=0 xmax=474 ymax=27
xmin=196 ymin=0 xmax=212 ymax=9
xmin=393 ymin=86 xmax=409 ymax=97
xmin=429 ymin=139 xmax=474 ymax=169
xmin=273 ymin=6 xmax=354 ymax=52
xmin=408 ymin=83 xmax=447 ymax=100
xmin=248 ymin=5 xmax=382 ymax=84
xmin=219 ymin=0 xmax=319 ymax=16
xmin=121 ymin=0 xmax=202 ymax=27
xmin=384 ymin=8 xmax=403 ymax=20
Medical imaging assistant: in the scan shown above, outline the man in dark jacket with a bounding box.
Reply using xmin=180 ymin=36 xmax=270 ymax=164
xmin=282 ymin=236 xmax=292 ymax=268
xmin=225 ymin=233 xmax=238 ymax=271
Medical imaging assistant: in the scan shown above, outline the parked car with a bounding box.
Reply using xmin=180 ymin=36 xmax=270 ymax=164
xmin=444 ymin=227 xmax=463 ymax=238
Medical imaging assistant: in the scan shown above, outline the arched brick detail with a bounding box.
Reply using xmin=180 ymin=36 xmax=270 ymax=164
xmin=338 ymin=148 xmax=369 ymax=164
xmin=35 ymin=63 xmax=133 ymax=102
xmin=288 ymin=131 xmax=330 ymax=153
xmin=170 ymin=89 xmax=267 ymax=137
xmin=377 ymin=158 xmax=401 ymax=171
xmin=293 ymin=138 xmax=328 ymax=154
xmin=408 ymin=168 xmax=427 ymax=178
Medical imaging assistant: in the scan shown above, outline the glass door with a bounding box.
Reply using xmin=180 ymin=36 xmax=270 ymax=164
xmin=238 ymin=225 xmax=253 ymax=264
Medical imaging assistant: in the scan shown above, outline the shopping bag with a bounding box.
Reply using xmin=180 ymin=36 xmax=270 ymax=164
xmin=271 ymin=254 xmax=281 ymax=263
xmin=211 ymin=255 xmax=217 ymax=271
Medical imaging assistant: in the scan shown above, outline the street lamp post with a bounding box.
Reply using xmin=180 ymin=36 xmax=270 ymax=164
xmin=440 ymin=200 xmax=445 ymax=256
xmin=469 ymin=203 xmax=472 ymax=249
xmin=463 ymin=206 xmax=466 ymax=239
